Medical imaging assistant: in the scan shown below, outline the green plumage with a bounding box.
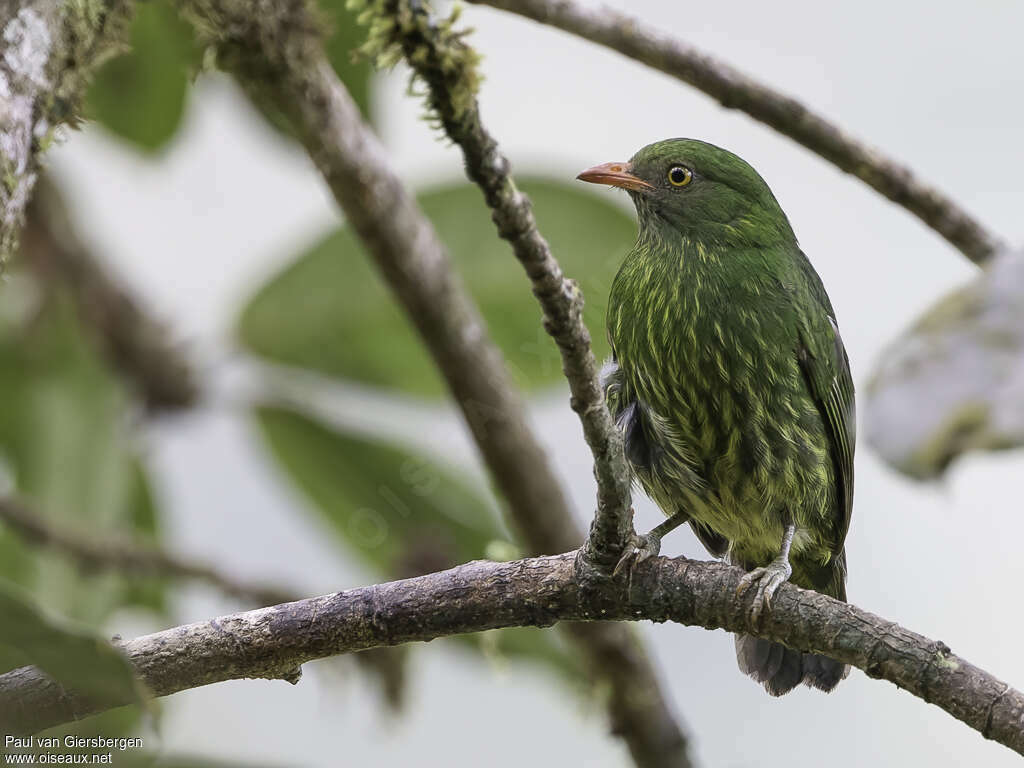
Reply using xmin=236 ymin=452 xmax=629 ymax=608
xmin=590 ymin=139 xmax=855 ymax=695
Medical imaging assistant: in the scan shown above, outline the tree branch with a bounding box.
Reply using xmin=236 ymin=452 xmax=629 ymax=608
xmin=468 ymin=0 xmax=1006 ymax=265
xmin=0 ymin=498 xmax=298 ymax=607
xmin=185 ymin=0 xmax=578 ymax=553
xmin=20 ymin=175 xmax=199 ymax=412
xmin=0 ymin=0 xmax=132 ymax=266
xmin=3 ymin=551 xmax=1022 ymax=759
xmin=172 ymin=1 xmax=692 ymax=765
xmin=372 ymin=0 xmax=633 ymax=574
xmin=0 ymin=497 xmax=411 ymax=710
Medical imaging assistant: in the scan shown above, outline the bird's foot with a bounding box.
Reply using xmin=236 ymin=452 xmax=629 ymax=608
xmin=613 ymin=530 xmax=662 ymax=578
xmin=736 ymin=557 xmax=792 ymax=626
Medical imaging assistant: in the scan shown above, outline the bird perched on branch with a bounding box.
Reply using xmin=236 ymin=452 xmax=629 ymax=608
xmin=578 ymin=139 xmax=855 ymax=696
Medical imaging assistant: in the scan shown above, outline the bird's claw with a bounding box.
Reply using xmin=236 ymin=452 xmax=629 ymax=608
xmin=613 ymin=531 xmax=662 ymax=578
xmin=736 ymin=558 xmax=792 ymax=626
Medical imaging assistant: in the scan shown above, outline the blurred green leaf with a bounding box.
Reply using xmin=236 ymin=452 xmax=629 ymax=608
xmin=478 ymin=626 xmax=584 ymax=684
xmin=86 ymin=0 xmax=195 ymax=152
xmin=254 ymin=405 xmax=500 ymax=571
xmin=353 ymin=646 xmax=408 ymax=711
xmin=119 ymin=462 xmax=168 ymax=614
xmin=0 ymin=644 xmax=28 ymax=677
xmin=0 ymin=290 xmax=167 ymax=624
xmin=0 ymin=579 xmax=145 ymax=706
xmin=0 ymin=281 xmax=164 ymax=738
xmin=321 ymin=0 xmax=374 ymax=119
xmin=0 ymin=498 xmax=34 ymax=593
xmin=238 ymin=179 xmax=635 ymax=396
xmin=254 ymin=405 xmax=583 ymax=683
xmin=42 ymin=705 xmax=154 ymax=744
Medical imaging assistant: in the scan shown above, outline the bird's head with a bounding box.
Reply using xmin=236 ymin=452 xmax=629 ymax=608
xmin=578 ymin=138 xmax=796 ymax=247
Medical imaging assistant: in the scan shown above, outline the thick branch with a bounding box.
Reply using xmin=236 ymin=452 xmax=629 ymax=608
xmin=172 ymin=1 xmax=691 ymax=765
xmin=0 ymin=0 xmax=132 ymax=266
xmin=469 ymin=0 xmax=1005 ymax=265
xmin=184 ymin=0 xmax=577 ymax=553
xmin=0 ymin=498 xmax=298 ymax=607
xmin=20 ymin=176 xmax=199 ymax=412
xmin=3 ymin=552 xmax=1021 ymax=759
xmin=379 ymin=0 xmax=633 ymax=574
xmin=0 ymin=497 xmax=410 ymax=709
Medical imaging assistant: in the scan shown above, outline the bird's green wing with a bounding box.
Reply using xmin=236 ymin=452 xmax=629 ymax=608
xmin=793 ymin=254 xmax=856 ymax=557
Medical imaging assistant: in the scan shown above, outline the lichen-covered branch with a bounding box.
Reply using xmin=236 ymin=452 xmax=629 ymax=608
xmin=469 ymin=0 xmax=1005 ymax=265
xmin=0 ymin=498 xmax=298 ymax=607
xmin=3 ymin=551 xmax=1022 ymax=760
xmin=865 ymin=248 xmax=1024 ymax=479
xmin=171 ymin=2 xmax=691 ymax=765
xmin=0 ymin=0 xmax=132 ymax=266
xmin=361 ymin=0 xmax=633 ymax=574
xmin=20 ymin=175 xmax=199 ymax=412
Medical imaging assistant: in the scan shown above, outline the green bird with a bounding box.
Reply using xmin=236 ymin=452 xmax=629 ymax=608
xmin=578 ymin=139 xmax=855 ymax=696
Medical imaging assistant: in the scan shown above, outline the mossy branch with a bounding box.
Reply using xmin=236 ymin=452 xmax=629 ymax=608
xmin=468 ymin=0 xmax=1006 ymax=265
xmin=357 ymin=0 xmax=635 ymax=577
xmin=0 ymin=0 xmax=133 ymax=266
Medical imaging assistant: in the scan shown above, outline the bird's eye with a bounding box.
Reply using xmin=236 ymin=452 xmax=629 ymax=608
xmin=667 ymin=166 xmax=693 ymax=187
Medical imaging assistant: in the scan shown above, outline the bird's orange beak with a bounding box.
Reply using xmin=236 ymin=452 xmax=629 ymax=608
xmin=576 ymin=162 xmax=652 ymax=192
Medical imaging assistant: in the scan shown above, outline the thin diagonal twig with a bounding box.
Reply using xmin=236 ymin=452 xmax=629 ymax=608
xmin=366 ymin=0 xmax=633 ymax=575
xmin=171 ymin=1 xmax=693 ymax=764
xmin=0 ymin=497 xmax=297 ymax=607
xmin=469 ymin=0 xmax=1006 ymax=265
xmin=21 ymin=176 xmax=199 ymax=412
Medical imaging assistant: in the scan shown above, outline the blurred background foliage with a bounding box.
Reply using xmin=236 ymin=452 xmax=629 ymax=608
xmin=1 ymin=0 xmax=609 ymax=760
xmin=2 ymin=0 xmax=1018 ymax=765
xmin=239 ymin=180 xmax=633 ymax=396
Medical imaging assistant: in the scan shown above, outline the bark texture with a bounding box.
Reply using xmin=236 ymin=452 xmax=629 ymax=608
xmin=376 ymin=0 xmax=634 ymax=575
xmin=3 ymin=552 xmax=1022 ymax=759
xmin=0 ymin=0 xmax=132 ymax=265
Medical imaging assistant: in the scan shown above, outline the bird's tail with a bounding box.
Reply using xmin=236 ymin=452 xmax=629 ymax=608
xmin=734 ymin=551 xmax=849 ymax=696
xmin=734 ymin=636 xmax=847 ymax=696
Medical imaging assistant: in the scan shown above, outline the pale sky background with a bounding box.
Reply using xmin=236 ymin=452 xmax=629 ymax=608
xmin=47 ymin=0 xmax=1024 ymax=766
